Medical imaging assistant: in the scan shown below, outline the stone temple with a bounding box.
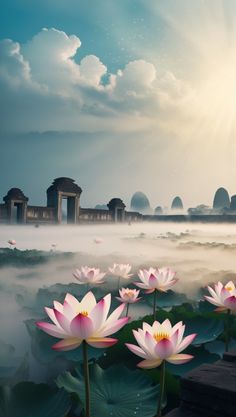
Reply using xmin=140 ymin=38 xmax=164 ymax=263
xmin=0 ymin=177 xmax=141 ymax=224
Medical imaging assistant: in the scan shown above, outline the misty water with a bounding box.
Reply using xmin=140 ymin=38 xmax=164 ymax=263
xmin=0 ymin=222 xmax=236 ymax=382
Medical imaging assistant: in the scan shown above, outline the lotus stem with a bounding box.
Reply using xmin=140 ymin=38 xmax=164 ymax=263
xmin=153 ymin=289 xmax=157 ymax=321
xmin=126 ymin=303 xmax=130 ymax=317
xmin=225 ymin=309 xmax=231 ymax=352
xmin=156 ymin=360 xmax=166 ymax=417
xmin=82 ymin=341 xmax=90 ymax=417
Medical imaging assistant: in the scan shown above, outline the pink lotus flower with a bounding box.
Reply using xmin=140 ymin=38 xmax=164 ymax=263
xmin=73 ymin=266 xmax=106 ymax=285
xmin=126 ymin=319 xmax=196 ymax=369
xmin=135 ymin=267 xmax=178 ymax=294
xmin=36 ymin=291 xmax=129 ymax=351
xmin=116 ymin=288 xmax=141 ymax=304
xmin=204 ymin=281 xmax=236 ymax=312
xmin=109 ymin=263 xmax=133 ymax=279
xmin=94 ymin=238 xmax=103 ymax=244
xmin=8 ymin=239 xmax=16 ymax=246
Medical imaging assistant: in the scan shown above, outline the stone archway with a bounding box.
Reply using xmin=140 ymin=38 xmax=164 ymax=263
xmin=47 ymin=178 xmax=82 ymax=224
xmin=3 ymin=188 xmax=28 ymax=224
xmin=107 ymin=198 xmax=126 ymax=222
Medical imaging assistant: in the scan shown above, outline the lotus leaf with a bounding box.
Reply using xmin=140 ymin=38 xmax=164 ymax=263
xmin=57 ymin=363 xmax=160 ymax=417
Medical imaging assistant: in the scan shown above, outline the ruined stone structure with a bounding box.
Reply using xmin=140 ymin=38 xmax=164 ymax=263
xmin=47 ymin=178 xmax=82 ymax=224
xmin=165 ymin=348 xmax=236 ymax=417
xmin=0 ymin=177 xmax=142 ymax=225
xmin=2 ymin=178 xmax=236 ymax=225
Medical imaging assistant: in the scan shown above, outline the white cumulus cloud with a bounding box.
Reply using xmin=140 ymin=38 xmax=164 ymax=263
xmin=0 ymin=28 xmax=192 ymax=133
xmin=114 ymin=59 xmax=157 ymax=97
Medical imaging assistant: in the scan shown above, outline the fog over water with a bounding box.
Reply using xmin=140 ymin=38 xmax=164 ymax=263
xmin=1 ymin=221 xmax=236 ymax=299
xmin=0 ymin=222 xmax=236 ymax=381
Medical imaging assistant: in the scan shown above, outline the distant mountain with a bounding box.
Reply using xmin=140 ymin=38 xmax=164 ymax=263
xmin=230 ymin=195 xmax=236 ymax=211
xmin=213 ymin=187 xmax=230 ymax=209
xmin=130 ymin=191 xmax=152 ymax=214
xmin=171 ymin=196 xmax=183 ymax=210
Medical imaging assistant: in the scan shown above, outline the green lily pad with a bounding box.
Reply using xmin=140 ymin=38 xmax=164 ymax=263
xmin=19 ymin=283 xmax=105 ymax=318
xmin=198 ymin=300 xmax=216 ymax=313
xmin=184 ymin=317 xmax=224 ymax=345
xmin=166 ymin=346 xmax=219 ymax=377
xmin=0 ymin=340 xmax=29 ymax=385
xmin=57 ymin=363 xmax=160 ymax=417
xmin=205 ymin=338 xmax=236 ymax=357
xmin=0 ymin=383 xmax=71 ymax=417
xmin=0 ymin=248 xmax=73 ymax=268
xmin=144 ymin=290 xmax=189 ymax=308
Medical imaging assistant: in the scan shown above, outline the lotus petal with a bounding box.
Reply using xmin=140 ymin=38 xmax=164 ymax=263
xmin=52 ymin=338 xmax=82 ymax=351
xmin=167 ymin=353 xmax=194 ymax=365
xmin=87 ymin=337 xmax=117 ymax=348
xmin=70 ymin=314 xmax=94 ymax=339
xmin=137 ymin=358 xmax=162 ymax=369
xmin=155 ymin=338 xmax=174 ymax=359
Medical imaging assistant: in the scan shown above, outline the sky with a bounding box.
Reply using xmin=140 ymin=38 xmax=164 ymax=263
xmin=1 ymin=0 xmax=236 ymax=210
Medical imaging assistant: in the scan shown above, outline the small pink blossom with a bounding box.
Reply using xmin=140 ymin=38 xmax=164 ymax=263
xmin=116 ymin=288 xmax=141 ymax=304
xmin=94 ymin=238 xmax=103 ymax=244
xmin=73 ymin=266 xmax=106 ymax=285
xmin=109 ymin=263 xmax=133 ymax=279
xmin=135 ymin=267 xmax=178 ymax=294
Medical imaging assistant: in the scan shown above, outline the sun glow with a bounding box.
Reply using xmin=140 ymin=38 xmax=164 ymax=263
xmin=194 ymin=51 xmax=236 ymax=139
xmin=144 ymin=0 xmax=236 ymax=145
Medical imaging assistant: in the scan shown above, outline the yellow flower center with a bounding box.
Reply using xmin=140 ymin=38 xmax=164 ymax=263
xmin=79 ymin=311 xmax=88 ymax=316
xmin=226 ymin=286 xmax=232 ymax=292
xmin=153 ymin=332 xmax=169 ymax=342
xmin=126 ymin=291 xmax=134 ymax=297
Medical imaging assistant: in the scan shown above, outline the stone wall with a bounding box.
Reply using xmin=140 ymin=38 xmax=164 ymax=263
xmin=125 ymin=211 xmax=142 ymax=222
xmin=26 ymin=206 xmax=55 ymax=223
xmin=0 ymin=203 xmax=141 ymax=225
xmin=79 ymin=208 xmax=113 ymax=223
xmin=79 ymin=208 xmax=142 ymax=223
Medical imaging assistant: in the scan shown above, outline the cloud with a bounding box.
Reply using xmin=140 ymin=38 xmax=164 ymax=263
xmin=0 ymin=28 xmax=192 ymax=133
xmin=0 ymin=39 xmax=32 ymax=86
xmin=79 ymin=55 xmax=107 ymax=87
xmin=114 ymin=59 xmax=156 ymax=96
xmin=22 ymin=28 xmax=82 ymax=93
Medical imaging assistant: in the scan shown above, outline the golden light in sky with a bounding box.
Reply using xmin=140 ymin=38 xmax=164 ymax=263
xmin=147 ymin=0 xmax=236 ymax=148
